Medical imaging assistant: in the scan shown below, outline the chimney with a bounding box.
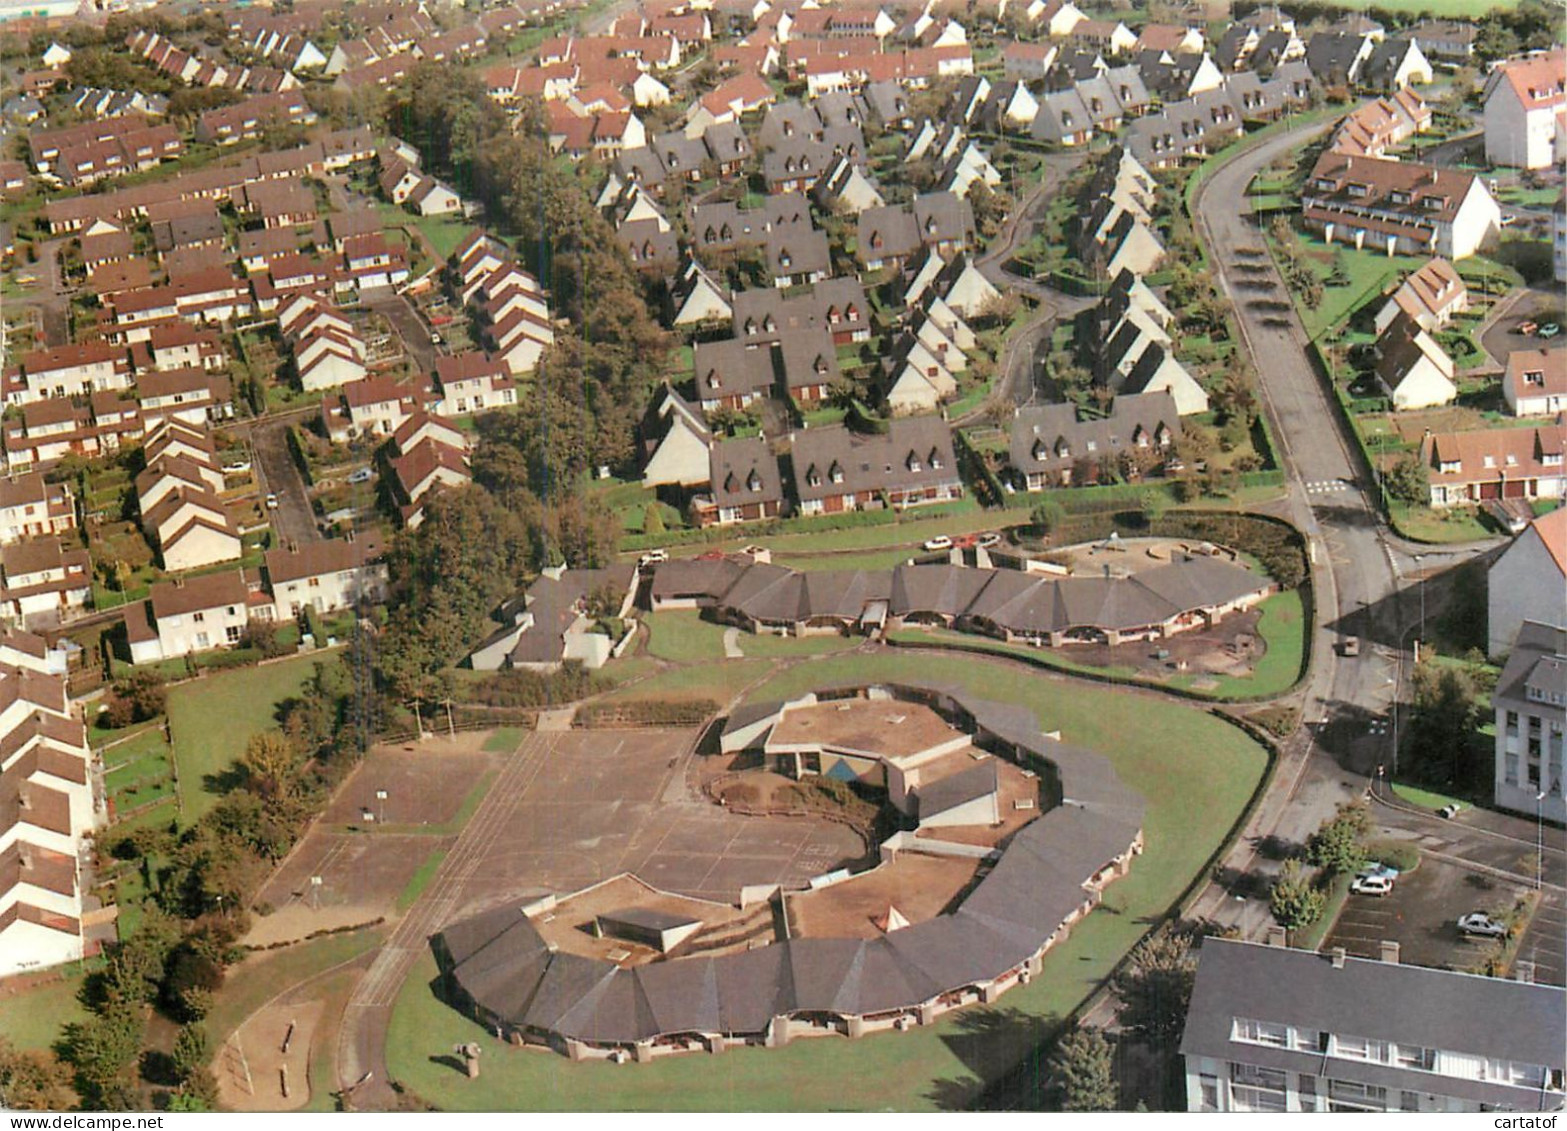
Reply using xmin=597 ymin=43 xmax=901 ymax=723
xmin=1266 ymin=925 xmax=1287 ymax=947
xmin=1515 ymin=960 xmax=1535 ymax=984
xmin=1330 ymin=947 xmax=1347 ymax=968
xmin=1379 ymin=940 xmax=1400 ymax=964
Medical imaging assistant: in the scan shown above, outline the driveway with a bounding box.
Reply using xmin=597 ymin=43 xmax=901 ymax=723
xmin=1479 ymin=285 xmax=1564 ymax=365
xmin=362 ymin=287 xmax=440 ymax=377
xmin=251 ymin=418 xmax=321 ymax=546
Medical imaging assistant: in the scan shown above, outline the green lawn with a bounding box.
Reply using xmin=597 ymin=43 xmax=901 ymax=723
xmin=408 ymin=214 xmax=474 ymax=260
xmin=0 ymin=968 xmax=91 ymax=1051
xmin=388 ymin=651 xmax=1269 ymax=1110
xmin=644 ymin=611 xmax=728 ymax=663
xmin=165 ymin=656 xmax=324 ymax=825
xmin=481 ymin=727 xmax=527 ymax=753
xmin=397 ymin=848 xmax=449 ymax=913
xmin=206 ymin=927 xmax=388 ymax=1050
xmin=889 ymin=588 xmax=1306 ymax=702
xmin=1387 ymin=503 xmax=1497 ymax=545
xmin=1393 ymin=781 xmax=1467 ymax=812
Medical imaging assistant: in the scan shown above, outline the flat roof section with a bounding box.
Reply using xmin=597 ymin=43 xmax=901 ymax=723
xmin=769 ymin=699 xmax=962 ymax=764
xmin=787 ymin=854 xmax=983 ymax=942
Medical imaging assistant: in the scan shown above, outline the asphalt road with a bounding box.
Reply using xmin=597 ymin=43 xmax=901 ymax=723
xmin=251 ymin=417 xmax=321 ymax=546
xmin=1184 ymin=119 xmax=1504 ymax=933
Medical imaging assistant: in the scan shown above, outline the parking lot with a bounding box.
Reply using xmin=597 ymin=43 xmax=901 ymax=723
xmin=1325 ymin=856 xmax=1533 ymax=975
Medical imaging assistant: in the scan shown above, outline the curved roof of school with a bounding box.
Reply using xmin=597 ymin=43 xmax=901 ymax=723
xmin=436 ymin=680 xmax=1144 ymax=1043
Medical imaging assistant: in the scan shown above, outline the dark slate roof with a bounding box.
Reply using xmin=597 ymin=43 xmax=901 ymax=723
xmin=1494 ymin=621 xmax=1567 ymax=711
xmin=1181 ymin=937 xmax=1566 ymax=1108
xmin=710 ymin=436 xmax=783 ymax=510
xmin=791 ymin=418 xmax=959 ymax=504
xmin=1009 ymin=392 xmax=1181 ymax=480
xmin=856 ymin=203 xmax=922 ymax=264
xmin=692 ymin=336 xmax=776 ymax=401
xmin=916 ymin=758 xmax=998 ymax=819
xmin=701 ymin=121 xmax=752 ymax=165
xmin=440 ymin=680 xmax=1145 ymax=1046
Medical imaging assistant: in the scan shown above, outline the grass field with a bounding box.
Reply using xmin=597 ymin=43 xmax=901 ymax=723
xmin=206 ymin=926 xmax=388 ymax=1051
xmin=644 ymin=612 xmax=861 ymax=663
xmin=0 ymin=969 xmax=90 ymax=1051
xmin=481 ymin=727 xmax=526 ymax=753
xmin=166 ymin=656 xmax=324 ymax=825
xmin=397 ymin=848 xmax=448 ymax=913
xmin=386 ymin=651 xmax=1269 ymax=1110
xmin=1393 ymin=781 xmax=1467 ymax=812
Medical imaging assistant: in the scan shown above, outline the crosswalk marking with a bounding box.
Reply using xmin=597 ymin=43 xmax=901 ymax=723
xmin=1305 ymin=480 xmax=1350 ymax=495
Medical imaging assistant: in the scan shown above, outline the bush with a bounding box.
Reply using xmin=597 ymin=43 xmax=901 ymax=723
xmin=574 ymin=699 xmax=718 ymax=727
xmin=103 ymin=670 xmax=167 ymax=727
xmin=466 ymin=663 xmax=611 ymax=708
xmin=1364 ymin=839 xmax=1420 ymax=875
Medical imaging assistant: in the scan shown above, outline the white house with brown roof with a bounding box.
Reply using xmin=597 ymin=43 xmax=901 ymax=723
xmin=1303 ymin=153 xmax=1501 ymax=261
xmin=1503 ymin=347 xmax=1567 ymax=418
xmin=0 ymin=538 xmax=90 ymax=627
xmin=0 ymin=665 xmax=97 ymax=976
xmin=1488 ymin=507 xmax=1567 ymax=659
xmin=0 ymin=474 xmax=75 ymax=548
xmin=1374 ymin=313 xmax=1456 ymax=411
xmin=1421 ymin=423 xmax=1567 ymax=509
xmin=127 ymin=571 xmax=262 ymax=664
xmin=1373 ymin=257 xmax=1468 ymax=334
xmin=264 ymin=537 xmax=387 ymax=621
xmin=1482 ymin=49 xmax=1566 ymax=170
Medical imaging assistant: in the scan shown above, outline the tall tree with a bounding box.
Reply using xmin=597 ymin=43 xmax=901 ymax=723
xmin=1047 ymin=1026 xmax=1119 ymax=1112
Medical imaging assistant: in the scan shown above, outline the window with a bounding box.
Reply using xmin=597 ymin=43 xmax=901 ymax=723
xmin=1298 ymin=1075 xmax=1319 ymax=1113
xmin=1292 ymin=1028 xmax=1325 ymax=1053
xmin=225 ymin=625 xmax=243 ymax=644
xmin=1400 ymin=1091 xmax=1421 ymax=1112
xmin=1198 ymin=1075 xmax=1218 ymax=1112
xmin=308 ymin=578 xmax=321 ymax=588
xmin=193 ymin=612 xmax=205 ymax=624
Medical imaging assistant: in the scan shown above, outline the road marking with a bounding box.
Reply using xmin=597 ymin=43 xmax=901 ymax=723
xmin=1305 ymin=480 xmax=1350 ymax=495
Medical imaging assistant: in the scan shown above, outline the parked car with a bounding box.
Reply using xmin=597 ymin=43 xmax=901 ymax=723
xmin=1439 ymin=803 xmax=1463 ymax=819
xmin=923 ymin=535 xmax=954 ymax=552
xmin=1457 ymin=912 xmax=1507 ymax=938
xmin=1500 ymin=213 xmax=1518 ymax=227
xmin=1350 ymin=875 xmax=1394 ymax=897
xmin=1341 ymin=636 xmax=1361 ymax=657
xmin=1537 ymin=322 xmax=1561 ymax=339
xmin=221 ymin=461 xmax=252 ymax=475
xmin=347 ymin=467 xmax=374 ymax=485
xmin=976 ymin=531 xmax=1003 ymax=549
xmin=264 ymin=493 xmax=279 ymax=510
xmin=953 ymin=533 xmax=978 ymax=550
xmin=638 ymin=548 xmax=668 ymax=566
xmin=1357 ymin=862 xmax=1401 ymax=883
xmin=1516 ymin=320 xmax=1540 ymax=335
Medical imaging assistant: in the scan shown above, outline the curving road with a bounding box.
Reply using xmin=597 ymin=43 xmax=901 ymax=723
xmin=1185 ymin=119 xmax=1429 ymax=930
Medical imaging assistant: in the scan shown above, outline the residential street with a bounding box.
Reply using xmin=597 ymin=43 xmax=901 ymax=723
xmin=1182 ymin=119 xmax=1528 ymax=933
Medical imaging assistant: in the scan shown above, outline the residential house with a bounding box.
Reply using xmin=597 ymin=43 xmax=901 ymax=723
xmin=0 ymin=538 xmax=90 ymax=627
xmin=1503 ymin=347 xmax=1567 ymax=418
xmin=1374 ymin=313 xmax=1456 ymax=411
xmin=0 ymin=474 xmax=75 ymax=547
xmin=639 ymin=385 xmax=713 ymax=489
xmin=1374 ymin=257 xmax=1468 ymax=334
xmin=1008 ymin=393 xmax=1180 ymax=490
xmin=1181 ymin=935 xmax=1565 ymax=1113
xmin=1482 ymin=49 xmax=1566 ymax=170
xmin=264 ymin=537 xmax=387 ymax=622
xmin=432 ymin=352 xmax=516 ymax=418
xmin=1420 ymin=423 xmax=1567 ymax=508
xmin=0 ymin=666 xmax=97 ymax=976
xmin=1302 ymin=153 xmax=1501 ymax=260
xmin=791 ymin=419 xmax=962 ymax=515
xmin=1488 ymin=508 xmax=1567 ymax=659
xmin=670 ymin=259 xmax=733 ymax=329
xmin=1357 ymin=37 xmax=1433 ymax=92
xmin=692 ymin=337 xmax=776 ymax=413
xmin=324 ymin=375 xmax=424 ymax=441
xmin=467 ymin=565 xmax=636 ymax=672
xmin=15 ymin=344 xmax=131 ymax=405
xmin=127 ymin=571 xmax=265 ymax=665
xmin=390 ymin=433 xmax=471 ymax=529
xmin=694 ymin=436 xmax=783 ymax=526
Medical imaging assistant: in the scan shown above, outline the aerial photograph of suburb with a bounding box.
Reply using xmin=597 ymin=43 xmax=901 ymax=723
xmin=0 ymin=0 xmax=1561 ymax=1115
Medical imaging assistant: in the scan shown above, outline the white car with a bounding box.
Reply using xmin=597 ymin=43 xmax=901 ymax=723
xmin=1457 ymin=912 xmax=1507 ymax=938
xmin=976 ymin=531 xmax=1002 ymax=549
xmin=264 ymin=493 xmax=279 ymax=510
xmin=1357 ymin=862 xmax=1400 ymax=883
xmin=638 ymin=548 xmax=668 ymax=566
xmin=1349 ymin=875 xmax=1394 ymax=897
xmin=923 ymin=535 xmax=954 ymax=552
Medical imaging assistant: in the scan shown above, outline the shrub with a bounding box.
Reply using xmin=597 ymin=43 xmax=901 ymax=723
xmin=1364 ymin=839 xmax=1420 ymax=875
xmin=574 ymin=699 xmax=718 ymax=727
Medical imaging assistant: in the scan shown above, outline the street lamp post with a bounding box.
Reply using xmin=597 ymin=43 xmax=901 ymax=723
xmin=1413 ymin=553 xmax=1425 ymax=656
xmin=1537 ymin=790 xmax=1548 ymax=891
xmin=376 ymin=789 xmax=388 ymax=826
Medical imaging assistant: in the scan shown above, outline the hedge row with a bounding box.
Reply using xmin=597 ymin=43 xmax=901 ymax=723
xmin=574 ymin=699 xmax=719 ymax=728
xmin=618 ymin=501 xmax=974 ymax=553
